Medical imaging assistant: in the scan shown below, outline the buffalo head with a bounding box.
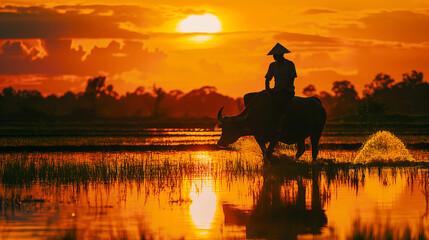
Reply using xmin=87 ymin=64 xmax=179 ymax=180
xmin=217 ymin=107 xmax=249 ymax=147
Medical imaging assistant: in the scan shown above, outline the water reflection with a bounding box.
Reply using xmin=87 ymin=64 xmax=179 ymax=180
xmin=223 ymin=168 xmax=327 ymax=239
xmin=1 ymin=150 xmax=429 ymax=239
xmin=188 ymin=151 xmax=218 ymax=235
xmin=189 ymin=181 xmax=217 ymax=235
xmin=363 ymin=169 xmax=407 ymax=208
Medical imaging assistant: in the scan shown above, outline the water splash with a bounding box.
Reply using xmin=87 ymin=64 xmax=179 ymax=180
xmin=230 ymin=137 xmax=261 ymax=154
xmin=354 ymin=131 xmax=415 ymax=164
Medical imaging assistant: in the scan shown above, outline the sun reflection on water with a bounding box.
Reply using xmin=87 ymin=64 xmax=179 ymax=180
xmin=193 ymin=151 xmax=212 ymax=164
xmin=185 ymin=151 xmax=219 ymax=236
xmin=189 ymin=180 xmax=218 ymax=236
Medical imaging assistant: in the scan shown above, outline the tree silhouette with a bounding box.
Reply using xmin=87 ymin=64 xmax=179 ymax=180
xmin=363 ymin=73 xmax=394 ymax=96
xmin=2 ymin=87 xmax=16 ymax=98
xmin=331 ymin=80 xmax=357 ymax=99
xmin=330 ymin=80 xmax=358 ymax=117
xmin=0 ymin=71 xmax=427 ymax=121
xmin=84 ymin=76 xmax=106 ymax=97
xmin=303 ymin=84 xmax=317 ymax=97
xmin=362 ymin=71 xmax=429 ymax=115
xmin=152 ymin=85 xmax=167 ymax=118
xmin=402 ymin=70 xmax=423 ymax=87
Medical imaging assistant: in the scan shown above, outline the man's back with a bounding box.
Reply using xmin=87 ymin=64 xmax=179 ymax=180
xmin=266 ymin=59 xmax=297 ymax=89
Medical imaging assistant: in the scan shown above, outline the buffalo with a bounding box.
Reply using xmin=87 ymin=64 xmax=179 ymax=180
xmin=217 ymin=91 xmax=326 ymax=162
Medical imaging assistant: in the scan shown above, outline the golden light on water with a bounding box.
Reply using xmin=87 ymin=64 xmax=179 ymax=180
xmin=194 ymin=151 xmax=212 ymax=163
xmin=188 ymin=152 xmax=217 ymax=235
xmin=189 ymin=181 xmax=218 ymax=235
xmin=363 ymin=171 xmax=407 ymax=207
xmin=1 ymin=128 xmax=428 ymax=239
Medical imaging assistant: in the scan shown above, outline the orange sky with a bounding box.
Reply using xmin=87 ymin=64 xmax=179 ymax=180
xmin=1 ymin=0 xmax=429 ymax=97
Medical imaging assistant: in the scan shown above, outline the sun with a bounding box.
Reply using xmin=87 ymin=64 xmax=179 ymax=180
xmin=176 ymin=13 xmax=222 ymax=35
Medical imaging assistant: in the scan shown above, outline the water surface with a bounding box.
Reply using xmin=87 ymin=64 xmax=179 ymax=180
xmin=1 ymin=129 xmax=429 ymax=239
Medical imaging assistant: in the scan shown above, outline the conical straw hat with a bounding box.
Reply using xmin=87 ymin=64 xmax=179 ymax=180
xmin=267 ymin=43 xmax=291 ymax=55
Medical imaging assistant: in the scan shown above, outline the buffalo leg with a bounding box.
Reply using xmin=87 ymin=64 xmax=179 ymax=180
xmin=254 ymin=137 xmax=267 ymax=155
xmin=310 ymin=132 xmax=322 ymax=161
xmin=295 ymin=140 xmax=305 ymax=160
xmin=265 ymin=140 xmax=278 ymax=160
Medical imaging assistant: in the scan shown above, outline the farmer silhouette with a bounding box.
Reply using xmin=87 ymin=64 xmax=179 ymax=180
xmin=265 ymin=43 xmax=297 ymax=99
xmin=242 ymin=43 xmax=297 ymax=134
xmin=265 ymin=43 xmax=297 ymax=133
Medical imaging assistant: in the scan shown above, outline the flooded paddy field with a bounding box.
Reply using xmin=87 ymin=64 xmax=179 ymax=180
xmin=1 ymin=123 xmax=429 ymax=239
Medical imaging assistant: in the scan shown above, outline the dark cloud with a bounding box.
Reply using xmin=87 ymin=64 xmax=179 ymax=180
xmin=0 ymin=74 xmax=88 ymax=94
xmin=0 ymin=41 xmax=24 ymax=57
xmin=84 ymin=40 xmax=166 ymax=77
xmin=0 ymin=5 xmax=164 ymax=39
xmin=0 ymin=39 xmax=166 ymax=76
xmin=328 ymin=10 xmax=429 ymax=43
xmin=54 ymin=5 xmax=165 ymax=27
xmin=0 ymin=40 xmax=85 ymax=75
xmin=302 ymin=9 xmax=337 ymax=14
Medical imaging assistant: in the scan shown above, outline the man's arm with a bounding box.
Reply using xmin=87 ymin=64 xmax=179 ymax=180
xmin=265 ymin=63 xmax=274 ymax=91
xmin=265 ymin=78 xmax=271 ymax=91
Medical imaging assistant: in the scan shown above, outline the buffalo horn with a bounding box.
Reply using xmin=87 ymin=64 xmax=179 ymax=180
xmin=217 ymin=107 xmax=225 ymax=122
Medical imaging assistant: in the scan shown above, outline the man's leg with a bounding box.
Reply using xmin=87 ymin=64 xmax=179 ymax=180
xmin=243 ymin=92 xmax=259 ymax=107
xmin=275 ymin=90 xmax=294 ymax=135
xmin=276 ymin=114 xmax=286 ymax=134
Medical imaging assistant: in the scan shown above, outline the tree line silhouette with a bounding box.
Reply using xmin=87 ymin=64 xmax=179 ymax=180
xmin=303 ymin=70 xmax=428 ymax=120
xmin=0 ymin=76 xmax=243 ymax=120
xmin=0 ymin=70 xmax=427 ymax=121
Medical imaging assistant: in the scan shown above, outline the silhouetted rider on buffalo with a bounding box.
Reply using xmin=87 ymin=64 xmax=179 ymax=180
xmin=217 ymin=43 xmax=326 ymax=163
xmin=245 ymin=43 xmax=297 ymax=134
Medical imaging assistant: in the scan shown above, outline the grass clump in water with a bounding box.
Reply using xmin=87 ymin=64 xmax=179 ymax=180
xmin=354 ymin=131 xmax=415 ymax=164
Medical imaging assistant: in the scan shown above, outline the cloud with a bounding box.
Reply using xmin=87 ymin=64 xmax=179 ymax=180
xmin=272 ymin=31 xmax=346 ymax=52
xmin=303 ymin=9 xmax=337 ymax=14
xmin=294 ymin=52 xmax=341 ymax=69
xmin=0 ymin=41 xmax=23 ymax=57
xmin=273 ymin=32 xmax=339 ymax=43
xmin=0 ymin=39 xmax=166 ymax=76
xmin=295 ymin=39 xmax=429 ymax=96
xmin=158 ymin=5 xmax=206 ymax=16
xmin=0 ymin=70 xmax=167 ymax=96
xmin=0 ymin=74 xmax=88 ymax=94
xmin=328 ymin=10 xmax=429 ymax=43
xmin=0 ymin=5 xmax=164 ymax=39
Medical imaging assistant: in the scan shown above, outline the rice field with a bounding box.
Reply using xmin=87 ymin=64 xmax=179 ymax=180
xmin=1 ymin=124 xmax=429 ymax=239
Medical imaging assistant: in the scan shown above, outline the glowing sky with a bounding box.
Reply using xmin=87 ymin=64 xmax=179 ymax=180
xmin=1 ymin=0 xmax=429 ymax=97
